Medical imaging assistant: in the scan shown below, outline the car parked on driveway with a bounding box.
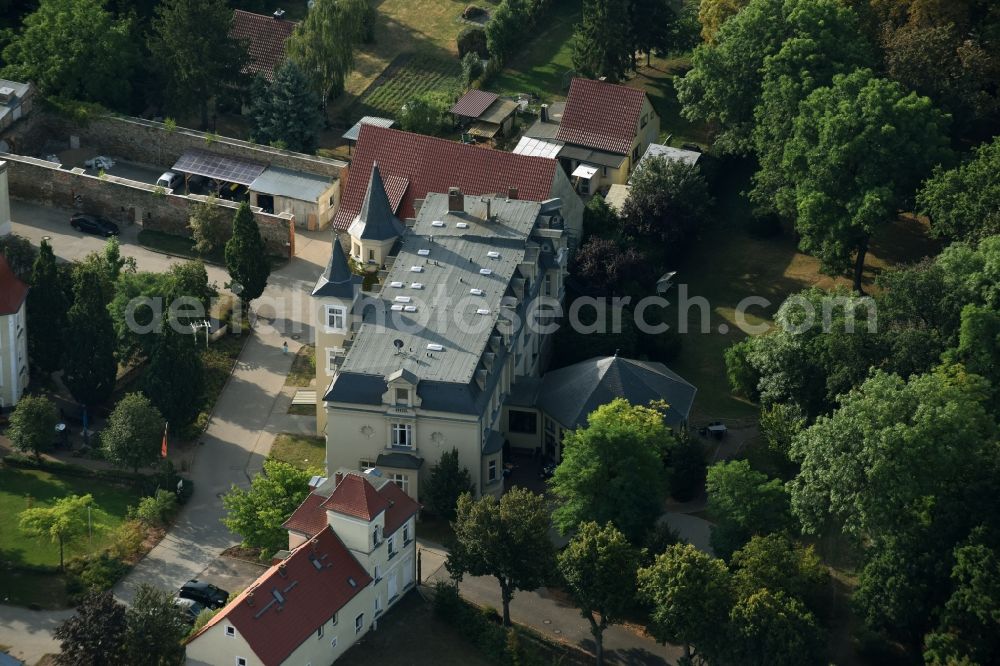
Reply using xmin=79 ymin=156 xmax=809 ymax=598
xmin=70 ymin=213 xmax=120 ymax=236
xmin=174 ymin=597 xmax=206 ymax=624
xmin=178 ymin=580 xmax=229 ymax=609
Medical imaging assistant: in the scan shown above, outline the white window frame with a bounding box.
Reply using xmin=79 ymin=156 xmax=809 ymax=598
xmin=390 ymin=423 xmax=413 ymax=449
xmin=355 ymin=613 xmax=364 ymax=634
xmin=225 ymin=625 xmax=235 ymax=638
xmin=374 ymin=563 xmax=381 ymax=582
xmin=326 ymin=347 xmax=345 ymax=375
xmin=325 ymin=305 xmax=347 ymax=333
xmin=403 ymin=522 xmax=411 ymax=544
xmin=387 ymin=534 xmax=396 ymax=557
xmin=331 ymin=612 xmax=338 ymax=626
xmin=317 ymin=623 xmax=324 ymax=639
xmin=391 ymin=473 xmax=409 ymax=494
xmin=375 ymin=595 xmax=382 ymax=614
xmin=488 ymin=459 xmax=498 ymax=482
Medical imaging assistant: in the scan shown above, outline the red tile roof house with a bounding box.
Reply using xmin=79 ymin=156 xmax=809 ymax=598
xmin=0 ymin=252 xmax=29 ymax=410
xmin=332 ymin=124 xmax=584 ymax=246
xmin=185 ymin=470 xmax=420 ymax=666
xmin=534 ymin=78 xmax=660 ymax=197
xmin=229 ymin=9 xmax=299 ymax=82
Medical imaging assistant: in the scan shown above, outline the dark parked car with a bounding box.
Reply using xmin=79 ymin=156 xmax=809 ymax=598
xmin=179 ymin=580 xmax=229 ymax=609
xmin=70 ymin=213 xmax=119 ymax=237
xmin=174 ymin=597 xmax=206 ymax=624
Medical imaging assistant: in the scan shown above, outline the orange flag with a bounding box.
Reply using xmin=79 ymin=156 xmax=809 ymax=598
xmin=161 ymin=422 xmax=169 ymax=458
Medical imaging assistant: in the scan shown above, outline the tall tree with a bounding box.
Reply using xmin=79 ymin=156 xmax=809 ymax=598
xmin=19 ymin=494 xmax=94 ymax=570
xmin=916 ymin=136 xmax=1000 ymax=243
xmin=53 ymin=590 xmax=127 ymax=665
xmin=63 ymin=260 xmax=117 ymax=408
xmin=148 ymin=0 xmax=246 ymax=128
xmin=225 ymin=202 xmax=271 ymax=305
xmin=550 ymin=399 xmax=675 ymax=543
xmin=102 ymin=393 xmax=165 ymax=473
xmin=248 ymin=61 xmax=323 ymax=152
xmin=557 ymin=522 xmax=639 ymax=666
xmin=0 ymin=234 xmax=37 ymax=281
xmin=7 ymin=394 xmax=59 ymax=460
xmin=730 ymin=533 xmax=828 ymax=614
xmin=705 ymin=459 xmax=792 ymax=559
xmin=630 ymin=0 xmax=675 ymax=66
xmin=423 ymin=448 xmax=474 ymax=522
xmin=286 ymin=0 xmax=368 ymax=110
xmin=782 ymin=69 xmax=950 ymax=292
xmin=697 ymin=0 xmax=749 ymax=43
xmin=571 ymin=0 xmax=633 ymax=81
xmin=728 ymin=588 xmax=826 ymax=666
xmin=1 ymin=0 xmax=139 ymax=110
xmin=621 ymin=157 xmax=712 ymax=255
xmin=188 ymin=195 xmax=231 ymax=257
xmin=446 ymin=487 xmax=555 ymax=626
xmin=27 ymin=239 xmax=68 ymax=372
xmin=143 ymin=327 xmax=204 ymax=428
xmin=124 ymin=584 xmax=188 ymax=666
xmin=222 ymin=459 xmax=312 ymax=555
xmin=637 ymin=543 xmax=733 ymax=663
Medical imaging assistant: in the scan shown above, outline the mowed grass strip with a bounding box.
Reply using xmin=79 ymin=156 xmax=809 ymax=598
xmin=0 ymin=466 xmax=141 ymax=568
xmin=269 ymin=433 xmax=326 ymax=473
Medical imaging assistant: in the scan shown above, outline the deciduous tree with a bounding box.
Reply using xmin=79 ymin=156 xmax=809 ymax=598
xmin=19 ymin=494 xmax=94 ymax=570
xmin=621 ymin=157 xmax=712 ymax=255
xmin=188 ymin=195 xmax=231 ymax=256
xmin=143 ymin=327 xmax=205 ymax=428
xmin=730 ymin=533 xmax=828 ymax=614
xmin=286 ymin=0 xmax=368 ymax=110
xmin=728 ymin=588 xmax=826 ymax=666
xmin=124 ymin=584 xmax=188 ymax=666
xmin=0 ymin=233 xmax=37 ymax=282
xmin=706 ymin=460 xmax=792 ymax=559
xmin=637 ymin=543 xmax=733 ymax=663
xmin=558 ymin=522 xmax=639 ymax=666
xmin=917 ymin=137 xmax=1000 ymax=243
xmin=222 ymin=459 xmax=312 ymax=555
xmin=550 ymin=399 xmax=674 ymax=543
xmin=781 ymin=69 xmax=949 ymax=292
xmin=53 ymin=590 xmax=126 ymax=665
xmin=697 ymin=0 xmax=749 ymax=43
xmin=7 ymin=395 xmax=58 ymax=460
xmin=102 ymin=393 xmax=165 ymax=473
xmin=446 ymin=487 xmax=555 ymax=626
xmin=224 ymin=202 xmax=271 ymax=305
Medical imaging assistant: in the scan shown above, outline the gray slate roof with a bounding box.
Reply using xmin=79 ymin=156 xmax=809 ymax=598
xmin=342 ymin=116 xmax=395 ymax=142
xmin=376 ymin=452 xmax=424 ymax=470
xmin=348 ymin=163 xmax=404 ymax=241
xmin=249 ymin=166 xmax=334 ymax=202
xmin=312 ymin=237 xmax=361 ymax=298
xmin=538 ymin=356 xmax=697 ymax=429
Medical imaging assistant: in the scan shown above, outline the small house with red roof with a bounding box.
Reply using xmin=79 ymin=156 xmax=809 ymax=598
xmin=0 ymin=243 xmax=29 ymax=410
xmin=524 ymin=78 xmax=659 ymax=196
xmin=186 ymin=470 xmax=420 ymax=666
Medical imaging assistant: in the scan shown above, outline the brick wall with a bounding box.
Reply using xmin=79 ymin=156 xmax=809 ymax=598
xmin=2 ymin=153 xmax=294 ymax=257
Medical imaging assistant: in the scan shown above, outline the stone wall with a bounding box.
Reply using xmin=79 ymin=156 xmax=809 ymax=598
xmin=2 ymin=153 xmax=295 ymax=257
xmin=5 ymin=112 xmax=347 ymax=181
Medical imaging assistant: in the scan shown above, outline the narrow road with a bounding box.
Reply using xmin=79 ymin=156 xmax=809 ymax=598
xmin=0 ymin=201 xmax=331 ymax=664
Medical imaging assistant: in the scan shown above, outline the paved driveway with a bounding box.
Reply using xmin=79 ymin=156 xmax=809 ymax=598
xmin=0 ymin=201 xmax=331 ymax=664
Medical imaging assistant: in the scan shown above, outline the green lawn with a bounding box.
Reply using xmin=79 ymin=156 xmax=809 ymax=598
xmin=491 ymin=0 xmax=581 ymax=99
xmin=626 ymin=56 xmax=715 ymax=148
xmin=269 ymin=433 xmax=325 ymax=473
xmin=285 ymin=345 xmax=316 ymax=388
xmin=348 ymin=52 xmax=463 ymax=121
xmin=0 ymin=467 xmax=141 ymax=570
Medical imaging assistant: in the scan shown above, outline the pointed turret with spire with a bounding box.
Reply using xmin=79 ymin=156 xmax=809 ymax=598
xmin=312 ymin=236 xmax=360 ymax=298
xmin=348 ymin=163 xmax=404 ymax=265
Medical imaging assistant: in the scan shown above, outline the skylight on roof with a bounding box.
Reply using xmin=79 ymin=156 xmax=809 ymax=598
xmin=404 ymin=305 xmax=417 ymax=312
xmin=272 ymin=589 xmax=286 ymax=604
xmin=410 ymin=266 xmax=423 ymax=272
xmin=427 ymin=343 xmax=444 ymax=352
xmin=487 ymin=251 xmax=500 ymax=258
xmin=348 ymin=577 xmax=357 ymax=588
xmin=394 ymin=296 xmax=411 ymax=303
xmin=431 ymin=220 xmax=445 ymax=227
xmin=310 ymin=555 xmax=322 ymax=571
xmin=470 ymin=288 xmax=484 ymax=296
xmin=390 ymin=304 xmax=404 ymax=311
xmin=456 ymin=222 xmax=469 ymax=229
xmin=417 ymin=249 xmax=430 ymax=256
xmin=479 ymin=268 xmax=493 ymax=275
xmin=390 ymin=281 xmax=404 ymax=288
xmin=411 ymin=282 xmax=424 ymax=289
xmin=476 ymin=308 xmax=491 ymax=315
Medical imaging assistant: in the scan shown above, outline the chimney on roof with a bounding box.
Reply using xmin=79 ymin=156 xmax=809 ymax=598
xmin=334 ymin=471 xmax=344 ymax=487
xmin=273 ymin=8 xmax=286 ymax=19
xmin=448 ymin=187 xmax=464 ymax=213
xmin=540 ymin=104 xmax=549 ymax=123
xmin=278 ymin=562 xmax=287 ymax=578
xmin=508 ymin=187 xmax=518 ymax=200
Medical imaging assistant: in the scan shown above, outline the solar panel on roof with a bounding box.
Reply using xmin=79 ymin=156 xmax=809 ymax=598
xmin=171 ymin=149 xmax=266 ymax=186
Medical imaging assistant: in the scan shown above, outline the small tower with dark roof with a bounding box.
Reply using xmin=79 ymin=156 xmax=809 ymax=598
xmin=312 ymin=236 xmax=363 ymax=433
xmin=347 ymin=163 xmax=404 ymax=267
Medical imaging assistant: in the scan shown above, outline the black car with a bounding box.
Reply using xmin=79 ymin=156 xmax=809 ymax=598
xmin=70 ymin=213 xmax=120 ymax=237
xmin=178 ymin=580 xmax=229 ymax=609
xmin=174 ymin=597 xmax=206 ymax=625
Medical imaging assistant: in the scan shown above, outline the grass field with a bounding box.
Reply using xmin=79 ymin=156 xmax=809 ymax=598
xmin=0 ymin=467 xmax=141 ymax=570
xmin=491 ymin=0 xmax=581 ymax=99
xmin=350 ymin=52 xmax=463 ymax=120
xmin=285 ymin=345 xmax=316 ymax=388
xmin=269 ymin=433 xmax=325 ymax=473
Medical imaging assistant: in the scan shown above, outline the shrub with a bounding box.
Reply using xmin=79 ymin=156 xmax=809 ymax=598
xmin=190 ymin=607 xmax=220 ymax=635
xmin=111 ymin=519 xmax=146 ymax=560
xmin=133 ymin=490 xmax=178 ymax=527
xmin=462 ymin=52 xmax=484 ymax=87
xmin=66 ymin=553 xmax=129 ymax=601
xmin=164 ymin=117 xmax=177 ymax=132
xmin=457 ymin=26 xmax=488 ymax=58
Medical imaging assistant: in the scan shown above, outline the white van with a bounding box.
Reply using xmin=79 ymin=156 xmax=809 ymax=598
xmin=156 ymin=171 xmax=182 ymax=190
